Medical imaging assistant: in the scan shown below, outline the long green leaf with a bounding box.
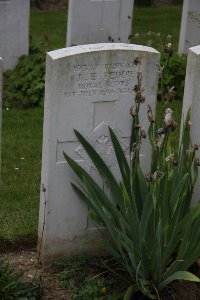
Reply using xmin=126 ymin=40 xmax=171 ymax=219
xmin=109 ymin=126 xmax=131 ymax=194
xmin=123 ymin=286 xmax=135 ymax=300
xmin=74 ymin=129 xmax=122 ymax=204
xmin=159 ymin=271 xmax=200 ymax=290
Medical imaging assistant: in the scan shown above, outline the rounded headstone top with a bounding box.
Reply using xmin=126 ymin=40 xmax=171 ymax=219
xmin=47 ymin=43 xmax=159 ymax=60
xmin=189 ymin=45 xmax=200 ymax=55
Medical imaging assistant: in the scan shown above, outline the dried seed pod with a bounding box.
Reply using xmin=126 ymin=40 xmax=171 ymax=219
xmin=134 ymin=57 xmax=142 ymax=65
xmin=130 ymin=105 xmax=136 ymax=117
xmin=164 ymin=108 xmax=173 ymax=127
xmin=147 ymin=104 xmax=154 ymax=123
xmin=157 ymin=64 xmax=165 ymax=75
xmin=145 ymin=173 xmax=154 ymax=182
xmin=139 ymin=125 xmax=146 ymax=138
xmin=133 ymin=84 xmax=139 ymax=92
xmin=157 ymin=128 xmax=168 ymax=135
xmin=193 ymin=144 xmax=199 ymax=151
xmin=194 ymin=157 xmax=200 ymax=166
xmin=165 ymin=153 xmax=178 ymax=165
xmin=135 ymin=124 xmax=140 ymax=130
xmin=164 ymin=42 xmax=173 ymax=57
xmin=140 ymin=94 xmax=145 ymax=103
xmin=171 ymin=120 xmax=177 ymax=131
xmin=185 ymin=121 xmax=192 ymax=130
xmin=164 ymin=86 xmax=175 ymax=102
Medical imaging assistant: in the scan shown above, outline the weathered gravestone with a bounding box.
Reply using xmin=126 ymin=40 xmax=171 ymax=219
xmin=181 ymin=45 xmax=200 ymax=204
xmin=0 ymin=0 xmax=30 ymax=70
xmin=179 ymin=0 xmax=200 ymax=54
xmin=67 ymin=0 xmax=134 ymax=47
xmin=38 ymin=43 xmax=160 ymax=262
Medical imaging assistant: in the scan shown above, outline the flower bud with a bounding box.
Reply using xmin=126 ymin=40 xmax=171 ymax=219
xmin=147 ymin=104 xmax=154 ymax=123
xmin=134 ymin=57 xmax=142 ymax=65
xmin=164 ymin=42 xmax=173 ymax=57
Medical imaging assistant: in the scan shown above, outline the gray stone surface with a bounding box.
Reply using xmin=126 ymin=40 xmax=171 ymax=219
xmin=181 ymin=45 xmax=200 ymax=204
xmin=67 ymin=0 xmax=134 ymax=46
xmin=38 ymin=43 xmax=160 ymax=262
xmin=179 ymin=0 xmax=200 ymax=54
xmin=0 ymin=0 xmax=30 ymax=70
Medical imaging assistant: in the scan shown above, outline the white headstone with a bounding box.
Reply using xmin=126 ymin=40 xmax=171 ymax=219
xmin=38 ymin=43 xmax=160 ymax=262
xmin=0 ymin=0 xmax=30 ymax=70
xmin=179 ymin=0 xmax=200 ymax=54
xmin=181 ymin=45 xmax=200 ymax=204
xmin=67 ymin=0 xmax=134 ymax=46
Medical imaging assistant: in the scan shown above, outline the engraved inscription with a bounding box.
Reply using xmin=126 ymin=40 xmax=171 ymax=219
xmin=75 ymin=121 xmax=129 ymax=170
xmin=65 ymin=61 xmax=136 ymax=98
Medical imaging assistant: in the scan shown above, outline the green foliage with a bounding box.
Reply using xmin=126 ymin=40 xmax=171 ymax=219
xmin=160 ymin=53 xmax=187 ymax=102
xmin=3 ymin=37 xmax=46 ymax=108
xmin=133 ymin=32 xmax=186 ymax=103
xmin=135 ymin=0 xmax=152 ymax=6
xmin=0 ymin=108 xmax=43 ymax=239
xmin=31 ymin=0 xmax=44 ymax=9
xmin=3 ymin=8 xmax=184 ymax=110
xmin=64 ymin=61 xmax=200 ymax=299
xmin=0 ymin=260 xmax=41 ymax=299
xmin=58 ymin=256 xmax=127 ymax=299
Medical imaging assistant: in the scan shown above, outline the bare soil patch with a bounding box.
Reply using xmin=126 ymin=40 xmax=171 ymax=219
xmin=1 ymin=243 xmax=200 ymax=299
xmin=1 ymin=248 xmax=70 ymax=300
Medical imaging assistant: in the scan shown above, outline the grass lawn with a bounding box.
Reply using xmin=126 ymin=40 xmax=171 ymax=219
xmin=30 ymin=10 xmax=67 ymax=50
xmin=132 ymin=6 xmax=182 ymax=52
xmin=30 ymin=6 xmax=183 ymax=51
xmin=0 ymin=109 xmax=43 ymax=239
xmin=0 ymin=6 xmax=183 ymax=240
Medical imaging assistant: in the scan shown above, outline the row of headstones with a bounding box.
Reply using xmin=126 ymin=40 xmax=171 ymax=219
xmin=0 ymin=0 xmax=200 ymax=262
xmin=1 ymin=0 xmax=200 ymax=70
xmin=36 ymin=42 xmax=200 ymax=262
xmin=67 ymin=0 xmax=200 ymax=52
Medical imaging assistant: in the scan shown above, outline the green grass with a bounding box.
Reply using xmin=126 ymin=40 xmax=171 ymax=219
xmin=0 ymin=6 xmax=183 ymax=239
xmin=132 ymin=6 xmax=182 ymax=52
xmin=30 ymin=10 xmax=67 ymax=50
xmin=29 ymin=6 xmax=183 ymax=52
xmin=0 ymin=108 xmax=43 ymax=238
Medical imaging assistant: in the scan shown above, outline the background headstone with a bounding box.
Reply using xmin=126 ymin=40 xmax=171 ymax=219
xmin=179 ymin=0 xmax=200 ymax=54
xmin=38 ymin=43 xmax=160 ymax=262
xmin=0 ymin=0 xmax=30 ymax=70
xmin=67 ymin=0 xmax=134 ymax=46
xmin=181 ymin=45 xmax=200 ymax=204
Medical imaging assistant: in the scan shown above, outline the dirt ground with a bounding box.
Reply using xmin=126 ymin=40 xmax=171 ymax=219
xmin=1 ymin=242 xmax=200 ymax=300
xmin=1 ymin=247 xmax=69 ymax=300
